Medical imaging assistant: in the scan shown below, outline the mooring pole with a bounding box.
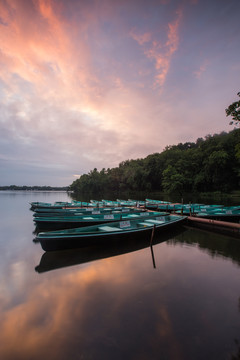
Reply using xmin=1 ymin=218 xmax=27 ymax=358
xmin=150 ymin=224 xmax=156 ymax=246
xmin=150 ymin=245 xmax=156 ymax=269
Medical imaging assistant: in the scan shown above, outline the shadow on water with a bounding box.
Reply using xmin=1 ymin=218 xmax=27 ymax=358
xmin=174 ymin=225 xmax=240 ymax=267
xmin=35 ymin=226 xmax=186 ymax=273
xmin=35 ymin=223 xmax=240 ymax=274
xmin=231 ymin=297 xmax=240 ymax=360
xmin=171 ymin=226 xmax=240 ymax=360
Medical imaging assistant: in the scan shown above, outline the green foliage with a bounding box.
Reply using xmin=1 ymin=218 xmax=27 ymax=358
xmin=70 ymin=129 xmax=240 ymax=195
xmin=226 ymin=92 xmax=240 ymax=125
xmin=162 ymin=165 xmax=186 ymax=195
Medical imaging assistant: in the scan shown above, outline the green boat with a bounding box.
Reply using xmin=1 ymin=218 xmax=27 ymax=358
xmin=36 ymin=214 xmax=187 ymax=252
xmin=33 ymin=207 xmax=143 ymax=217
xmin=35 ymin=226 xmax=186 ymax=273
xmin=145 ymin=199 xmax=170 ymax=204
xmin=116 ymin=199 xmax=143 ymax=206
xmin=34 ymin=211 xmax=168 ymax=231
xmin=174 ymin=204 xmax=223 ymax=215
xmin=196 ymin=206 xmax=240 ymax=223
xmin=30 ymin=201 xmax=53 ymax=210
xmin=128 ymin=199 xmax=146 ymax=206
xmin=146 ymin=203 xmax=183 ymax=211
xmin=30 ymin=201 xmax=92 ymax=210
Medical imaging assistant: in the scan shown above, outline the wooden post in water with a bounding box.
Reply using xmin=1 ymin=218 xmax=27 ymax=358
xmin=150 ymin=224 xmax=156 ymax=268
xmin=150 ymin=245 xmax=156 ymax=269
xmin=150 ymin=224 xmax=156 ymax=246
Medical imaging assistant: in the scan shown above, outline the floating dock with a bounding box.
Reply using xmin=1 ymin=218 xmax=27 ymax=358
xmin=187 ymin=216 xmax=240 ymax=238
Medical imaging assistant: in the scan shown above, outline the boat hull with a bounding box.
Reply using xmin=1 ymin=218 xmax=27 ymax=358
xmin=35 ymin=226 xmax=186 ymax=273
xmin=37 ymin=216 xmax=187 ymax=251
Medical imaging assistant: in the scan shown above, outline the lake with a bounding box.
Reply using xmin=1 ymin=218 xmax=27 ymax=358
xmin=1 ymin=191 xmax=240 ymax=360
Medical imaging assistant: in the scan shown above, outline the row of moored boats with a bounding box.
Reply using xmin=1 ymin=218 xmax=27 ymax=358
xmin=31 ymin=199 xmax=240 ymax=252
xmin=32 ymin=199 xmax=187 ymax=251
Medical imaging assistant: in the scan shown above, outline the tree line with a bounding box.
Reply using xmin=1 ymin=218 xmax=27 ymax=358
xmin=0 ymin=185 xmax=69 ymax=191
xmin=70 ymin=129 xmax=240 ymax=196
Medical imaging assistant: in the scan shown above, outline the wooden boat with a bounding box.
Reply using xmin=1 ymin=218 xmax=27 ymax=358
xmin=128 ymin=199 xmax=146 ymax=206
xmin=90 ymin=200 xmax=105 ymax=207
xmin=146 ymin=203 xmax=184 ymax=211
xmin=33 ymin=207 xmax=143 ymax=217
xmin=174 ymin=204 xmax=223 ymax=216
xmin=30 ymin=200 xmax=92 ymax=210
xmin=195 ymin=206 xmax=240 ymax=223
xmin=36 ymin=214 xmax=187 ymax=251
xmin=145 ymin=199 xmax=171 ymax=204
xmin=31 ymin=202 xmax=76 ymax=210
xmin=35 ymin=226 xmax=186 ymax=273
xmin=34 ymin=211 xmax=168 ymax=231
xmin=115 ymin=199 xmax=143 ymax=206
xmin=101 ymin=199 xmax=122 ymax=206
xmin=30 ymin=201 xmax=53 ymax=210
xmin=146 ymin=201 xmax=224 ymax=213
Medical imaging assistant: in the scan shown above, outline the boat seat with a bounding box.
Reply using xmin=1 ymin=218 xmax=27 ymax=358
xmin=145 ymin=219 xmax=165 ymax=224
xmin=138 ymin=222 xmax=153 ymax=227
xmin=98 ymin=226 xmax=122 ymax=232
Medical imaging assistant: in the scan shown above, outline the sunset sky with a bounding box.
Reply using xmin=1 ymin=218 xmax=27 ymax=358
xmin=0 ymin=0 xmax=239 ymax=186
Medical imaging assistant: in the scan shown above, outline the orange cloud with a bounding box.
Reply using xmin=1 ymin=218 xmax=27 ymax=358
xmin=129 ymin=9 xmax=182 ymax=89
xmin=148 ymin=12 xmax=181 ymax=87
xmin=0 ymin=0 xmax=95 ymax=103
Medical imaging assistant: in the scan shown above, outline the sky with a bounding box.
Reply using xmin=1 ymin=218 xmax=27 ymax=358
xmin=0 ymin=0 xmax=240 ymax=186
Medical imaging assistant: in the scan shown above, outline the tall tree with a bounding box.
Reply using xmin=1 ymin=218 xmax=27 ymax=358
xmin=226 ymin=92 xmax=240 ymax=125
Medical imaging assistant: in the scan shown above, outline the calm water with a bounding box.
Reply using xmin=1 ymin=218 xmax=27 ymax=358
xmin=1 ymin=191 xmax=240 ymax=360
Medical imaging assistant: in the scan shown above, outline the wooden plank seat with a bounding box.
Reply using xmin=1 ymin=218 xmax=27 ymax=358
xmin=98 ymin=226 xmax=122 ymax=232
xmin=137 ymin=222 xmax=153 ymax=227
xmin=144 ymin=219 xmax=165 ymax=224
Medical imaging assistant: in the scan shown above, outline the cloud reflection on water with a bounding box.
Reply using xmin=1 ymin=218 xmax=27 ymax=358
xmin=0 ymin=228 xmax=240 ymax=359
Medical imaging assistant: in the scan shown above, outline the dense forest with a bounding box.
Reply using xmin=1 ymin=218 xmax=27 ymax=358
xmin=70 ymin=129 xmax=240 ymax=196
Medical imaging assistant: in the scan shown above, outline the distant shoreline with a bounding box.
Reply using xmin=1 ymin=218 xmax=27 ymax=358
xmin=0 ymin=186 xmax=69 ymax=191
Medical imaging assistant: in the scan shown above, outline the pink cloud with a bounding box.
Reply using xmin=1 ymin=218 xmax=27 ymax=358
xmin=0 ymin=0 xmax=96 ymax=102
xmin=129 ymin=9 xmax=182 ymax=88
xmin=129 ymin=29 xmax=152 ymax=45
xmin=193 ymin=60 xmax=209 ymax=79
xmin=0 ymin=0 xmax=235 ymax=183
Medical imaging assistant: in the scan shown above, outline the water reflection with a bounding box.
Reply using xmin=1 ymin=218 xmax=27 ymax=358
xmin=169 ymin=226 xmax=240 ymax=267
xmin=1 ymin=192 xmax=240 ymax=360
xmin=2 ymin=229 xmax=240 ymax=360
xmin=231 ymin=298 xmax=240 ymax=360
xmin=232 ymin=339 xmax=240 ymax=360
xmin=35 ymin=227 xmax=185 ymax=273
